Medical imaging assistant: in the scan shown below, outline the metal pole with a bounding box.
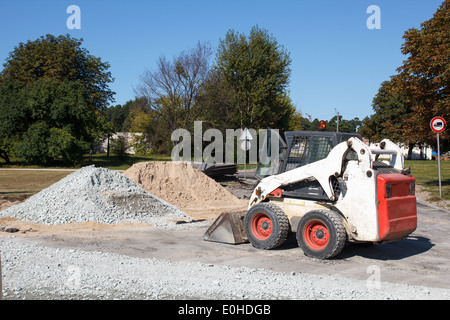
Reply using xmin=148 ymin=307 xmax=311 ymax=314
xmin=244 ymin=139 xmax=247 ymax=179
xmin=437 ymin=133 xmax=442 ymax=198
xmin=337 ymin=111 xmax=339 ymax=132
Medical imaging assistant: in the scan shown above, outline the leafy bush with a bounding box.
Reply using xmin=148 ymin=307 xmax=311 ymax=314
xmin=110 ymin=135 xmax=129 ymax=160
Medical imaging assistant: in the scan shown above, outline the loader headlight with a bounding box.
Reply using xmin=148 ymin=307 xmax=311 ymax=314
xmin=385 ymin=183 xmax=392 ymax=199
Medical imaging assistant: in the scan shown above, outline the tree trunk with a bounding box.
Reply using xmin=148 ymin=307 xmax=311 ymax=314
xmin=407 ymin=142 xmax=414 ymax=160
xmin=0 ymin=149 xmax=10 ymax=164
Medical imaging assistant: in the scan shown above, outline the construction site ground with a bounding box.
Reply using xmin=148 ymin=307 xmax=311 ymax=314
xmin=1 ymin=169 xmax=449 ymax=298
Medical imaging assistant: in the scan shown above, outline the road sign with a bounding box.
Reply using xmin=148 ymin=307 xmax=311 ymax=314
xmin=430 ymin=116 xmax=446 ymax=133
xmin=430 ymin=117 xmax=446 ymax=198
xmin=240 ymin=140 xmax=251 ymax=151
xmin=238 ymin=128 xmax=253 ymax=141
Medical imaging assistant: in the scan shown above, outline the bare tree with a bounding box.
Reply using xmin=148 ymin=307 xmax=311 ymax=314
xmin=136 ymin=41 xmax=213 ymax=132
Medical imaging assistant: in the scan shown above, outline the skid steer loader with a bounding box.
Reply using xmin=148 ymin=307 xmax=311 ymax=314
xmin=202 ymin=129 xmax=417 ymax=259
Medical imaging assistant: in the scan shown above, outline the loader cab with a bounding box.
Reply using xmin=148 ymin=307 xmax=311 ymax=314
xmin=255 ymin=130 xmax=361 ymax=181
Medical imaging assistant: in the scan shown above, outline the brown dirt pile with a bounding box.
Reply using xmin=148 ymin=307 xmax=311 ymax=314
xmin=123 ymin=162 xmax=247 ymax=218
xmin=0 ymin=195 xmax=31 ymax=212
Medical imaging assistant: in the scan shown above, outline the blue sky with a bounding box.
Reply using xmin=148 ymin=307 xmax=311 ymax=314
xmin=0 ymin=0 xmax=444 ymax=122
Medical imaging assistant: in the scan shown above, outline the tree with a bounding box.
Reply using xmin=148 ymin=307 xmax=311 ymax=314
xmin=0 ymin=34 xmax=114 ymax=164
xmin=358 ymin=1 xmax=450 ymax=152
xmin=195 ymin=69 xmax=238 ymax=131
xmin=102 ymin=97 xmax=149 ymax=133
xmin=1 ymin=34 xmax=114 ymax=111
xmin=326 ymin=116 xmax=361 ymax=133
xmin=208 ymin=25 xmax=295 ymax=130
xmin=110 ymin=135 xmax=129 ymax=161
xmin=358 ymin=78 xmax=412 ymax=143
xmin=298 ymin=117 xmax=319 ymax=131
xmin=394 ymin=0 xmax=450 ymax=148
xmin=13 ymin=79 xmax=103 ymax=165
xmin=126 ymin=98 xmax=167 ymax=154
xmin=288 ymin=110 xmax=303 ymax=131
xmin=136 ymin=42 xmax=213 ymax=134
xmin=103 ymin=104 xmax=131 ymax=133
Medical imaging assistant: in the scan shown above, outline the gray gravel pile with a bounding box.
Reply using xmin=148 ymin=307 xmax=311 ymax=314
xmin=0 ymin=166 xmax=190 ymax=226
xmin=1 ymin=238 xmax=449 ymax=300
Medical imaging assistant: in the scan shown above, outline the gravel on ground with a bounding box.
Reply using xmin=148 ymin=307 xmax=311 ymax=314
xmin=1 ymin=235 xmax=449 ymax=300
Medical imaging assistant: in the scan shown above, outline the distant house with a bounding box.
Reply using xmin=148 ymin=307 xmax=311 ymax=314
xmin=399 ymin=144 xmax=432 ymax=160
xmin=94 ymin=132 xmax=142 ymax=154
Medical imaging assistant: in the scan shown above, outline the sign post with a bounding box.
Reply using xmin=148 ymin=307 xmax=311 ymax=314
xmin=239 ymin=128 xmax=253 ymax=179
xmin=430 ymin=117 xmax=446 ymax=199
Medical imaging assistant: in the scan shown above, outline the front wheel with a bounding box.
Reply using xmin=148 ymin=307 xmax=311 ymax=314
xmin=244 ymin=202 xmax=289 ymax=250
xmin=297 ymin=210 xmax=347 ymax=259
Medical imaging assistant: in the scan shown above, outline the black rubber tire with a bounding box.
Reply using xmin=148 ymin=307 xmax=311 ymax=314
xmin=296 ymin=210 xmax=347 ymax=259
xmin=244 ymin=202 xmax=289 ymax=250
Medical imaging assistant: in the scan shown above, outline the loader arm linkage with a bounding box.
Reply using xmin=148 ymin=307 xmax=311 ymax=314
xmin=248 ymin=137 xmax=378 ymax=208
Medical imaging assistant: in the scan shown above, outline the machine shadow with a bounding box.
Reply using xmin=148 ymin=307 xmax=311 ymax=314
xmin=273 ymin=235 xmax=434 ymax=261
xmin=337 ymin=236 xmax=435 ymax=260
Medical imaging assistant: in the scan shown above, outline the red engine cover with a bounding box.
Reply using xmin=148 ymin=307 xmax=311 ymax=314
xmin=377 ymin=174 xmax=417 ymax=241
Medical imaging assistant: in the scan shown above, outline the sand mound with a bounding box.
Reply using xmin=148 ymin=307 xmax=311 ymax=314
xmin=123 ymin=162 xmax=247 ymax=217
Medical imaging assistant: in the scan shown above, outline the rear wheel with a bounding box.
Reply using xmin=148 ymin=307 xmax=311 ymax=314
xmin=244 ymin=202 xmax=289 ymax=250
xmin=297 ymin=210 xmax=346 ymax=259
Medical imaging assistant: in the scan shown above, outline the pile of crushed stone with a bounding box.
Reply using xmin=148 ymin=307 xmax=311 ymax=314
xmin=124 ymin=162 xmax=247 ymax=216
xmin=0 ymin=166 xmax=190 ymax=226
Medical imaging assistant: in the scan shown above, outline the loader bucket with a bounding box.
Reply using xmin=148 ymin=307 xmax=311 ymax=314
xmin=202 ymin=211 xmax=248 ymax=244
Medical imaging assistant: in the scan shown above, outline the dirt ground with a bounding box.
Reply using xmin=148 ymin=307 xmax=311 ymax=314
xmin=1 ymin=173 xmax=449 ymax=290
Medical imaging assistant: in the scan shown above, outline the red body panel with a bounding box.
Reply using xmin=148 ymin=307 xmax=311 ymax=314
xmin=377 ymin=174 xmax=417 ymax=241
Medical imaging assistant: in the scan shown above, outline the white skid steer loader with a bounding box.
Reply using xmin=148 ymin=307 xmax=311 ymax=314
xmin=203 ymin=130 xmax=417 ymax=259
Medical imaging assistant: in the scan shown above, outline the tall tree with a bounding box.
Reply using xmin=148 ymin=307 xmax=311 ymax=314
xmin=0 ymin=34 xmax=114 ymax=164
xmin=358 ymin=78 xmax=412 ymax=143
xmin=195 ymin=69 xmax=238 ymax=131
xmin=1 ymin=34 xmax=114 ymax=111
xmin=395 ymin=0 xmax=450 ymax=147
xmin=21 ymin=80 xmax=105 ymax=165
xmin=136 ymin=41 xmax=213 ymax=133
xmin=211 ymin=25 xmax=295 ymax=130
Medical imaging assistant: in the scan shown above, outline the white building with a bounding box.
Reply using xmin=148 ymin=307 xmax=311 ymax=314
xmin=94 ymin=132 xmax=142 ymax=154
xmin=367 ymin=141 xmax=432 ymax=160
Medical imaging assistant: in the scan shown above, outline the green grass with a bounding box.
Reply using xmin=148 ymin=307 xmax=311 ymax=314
xmin=0 ymin=153 xmax=172 ymax=199
xmin=406 ymin=160 xmax=450 ymax=202
xmin=0 ymin=153 xmax=172 ymax=171
xmin=0 ymin=170 xmax=73 ymax=197
xmin=237 ymin=163 xmax=257 ymax=171
xmin=1 ymin=154 xmax=449 ymax=205
xmin=85 ymin=153 xmax=171 ymax=170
